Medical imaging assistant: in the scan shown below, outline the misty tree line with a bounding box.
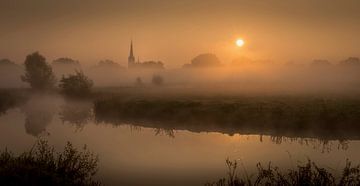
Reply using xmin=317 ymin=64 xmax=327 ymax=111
xmin=18 ymin=52 xmax=93 ymax=97
xmin=1 ymin=52 xmax=360 ymax=92
xmin=0 ymin=52 xmax=166 ymax=96
xmin=2 ymin=53 xmax=360 ymax=70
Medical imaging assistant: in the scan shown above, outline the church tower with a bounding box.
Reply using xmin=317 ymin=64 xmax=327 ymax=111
xmin=128 ymin=40 xmax=135 ymax=68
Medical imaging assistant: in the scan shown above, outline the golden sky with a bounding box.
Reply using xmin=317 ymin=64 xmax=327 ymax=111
xmin=1 ymin=0 xmax=360 ymax=68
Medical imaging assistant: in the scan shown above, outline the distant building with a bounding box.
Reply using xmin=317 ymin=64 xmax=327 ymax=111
xmin=128 ymin=40 xmax=164 ymax=69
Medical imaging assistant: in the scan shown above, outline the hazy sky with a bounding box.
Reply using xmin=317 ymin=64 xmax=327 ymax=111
xmin=1 ymin=0 xmax=360 ymax=68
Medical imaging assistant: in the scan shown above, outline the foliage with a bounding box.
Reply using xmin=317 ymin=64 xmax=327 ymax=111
xmin=21 ymin=52 xmax=56 ymax=90
xmin=0 ymin=140 xmax=100 ymax=186
xmin=340 ymin=57 xmax=360 ymax=66
xmin=0 ymin=59 xmax=17 ymax=66
xmin=132 ymin=61 xmax=164 ymax=69
xmin=152 ymin=75 xmax=164 ymax=86
xmin=52 ymin=57 xmax=80 ymax=66
xmin=184 ymin=53 xmax=221 ymax=68
xmin=206 ymin=159 xmax=360 ymax=186
xmin=59 ymin=71 xmax=94 ymax=97
xmin=95 ymin=60 xmax=123 ymax=69
xmin=135 ymin=77 xmax=144 ymax=86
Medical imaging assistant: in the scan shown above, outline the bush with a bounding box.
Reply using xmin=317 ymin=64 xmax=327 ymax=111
xmin=206 ymin=159 xmax=360 ymax=186
xmin=152 ymin=75 xmax=164 ymax=86
xmin=21 ymin=52 xmax=56 ymax=90
xmin=0 ymin=140 xmax=100 ymax=186
xmin=135 ymin=77 xmax=144 ymax=87
xmin=59 ymin=71 xmax=94 ymax=97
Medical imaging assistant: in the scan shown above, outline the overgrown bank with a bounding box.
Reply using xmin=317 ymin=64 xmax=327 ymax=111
xmin=206 ymin=159 xmax=360 ymax=186
xmin=94 ymin=96 xmax=360 ymax=140
xmin=0 ymin=140 xmax=100 ymax=186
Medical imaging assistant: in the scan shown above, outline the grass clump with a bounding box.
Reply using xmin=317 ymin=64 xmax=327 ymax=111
xmin=206 ymin=159 xmax=360 ymax=186
xmin=0 ymin=140 xmax=100 ymax=186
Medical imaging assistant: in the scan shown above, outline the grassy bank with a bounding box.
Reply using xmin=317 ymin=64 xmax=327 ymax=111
xmin=0 ymin=140 xmax=100 ymax=186
xmin=206 ymin=159 xmax=360 ymax=186
xmin=94 ymin=95 xmax=360 ymax=140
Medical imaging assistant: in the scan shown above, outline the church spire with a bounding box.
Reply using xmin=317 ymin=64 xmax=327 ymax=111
xmin=130 ymin=40 xmax=134 ymax=58
xmin=128 ymin=40 xmax=135 ymax=67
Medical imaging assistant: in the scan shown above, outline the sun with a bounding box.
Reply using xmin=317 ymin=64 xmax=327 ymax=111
xmin=236 ymin=39 xmax=245 ymax=47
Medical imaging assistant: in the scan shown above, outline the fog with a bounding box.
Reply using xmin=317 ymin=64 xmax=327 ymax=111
xmin=1 ymin=58 xmax=360 ymax=96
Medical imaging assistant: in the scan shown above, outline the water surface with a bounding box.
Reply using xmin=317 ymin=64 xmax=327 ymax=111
xmin=0 ymin=96 xmax=359 ymax=186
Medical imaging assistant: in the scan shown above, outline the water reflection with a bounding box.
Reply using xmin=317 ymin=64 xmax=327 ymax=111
xmin=154 ymin=128 xmax=176 ymax=138
xmin=93 ymin=116 xmax=353 ymax=152
xmin=59 ymin=100 xmax=93 ymax=131
xmin=267 ymin=136 xmax=349 ymax=153
xmin=1 ymin=97 xmax=359 ymax=186
xmin=3 ymin=96 xmax=354 ymax=152
xmin=21 ymin=96 xmax=58 ymax=136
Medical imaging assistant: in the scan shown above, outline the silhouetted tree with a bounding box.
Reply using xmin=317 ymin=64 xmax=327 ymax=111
xmin=0 ymin=58 xmax=17 ymax=66
xmin=311 ymin=59 xmax=331 ymax=67
xmin=21 ymin=52 xmax=56 ymax=90
xmin=59 ymin=71 xmax=93 ymax=97
xmin=135 ymin=77 xmax=144 ymax=86
xmin=340 ymin=57 xmax=360 ymax=66
xmin=132 ymin=61 xmax=165 ymax=69
xmin=183 ymin=53 xmax=221 ymax=68
xmin=95 ymin=60 xmax=124 ymax=69
xmin=52 ymin=57 xmax=80 ymax=66
xmin=152 ymin=75 xmax=164 ymax=86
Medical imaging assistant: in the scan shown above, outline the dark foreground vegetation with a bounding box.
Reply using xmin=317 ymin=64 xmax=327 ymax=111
xmin=206 ymin=159 xmax=360 ymax=186
xmin=0 ymin=140 xmax=100 ymax=186
xmin=94 ymin=96 xmax=360 ymax=140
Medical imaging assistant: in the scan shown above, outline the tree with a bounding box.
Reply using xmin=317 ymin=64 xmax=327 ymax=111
xmin=152 ymin=75 xmax=164 ymax=86
xmin=183 ymin=53 xmax=221 ymax=68
xmin=21 ymin=52 xmax=56 ymax=90
xmin=0 ymin=58 xmax=16 ymax=66
xmin=340 ymin=57 xmax=360 ymax=66
xmin=52 ymin=57 xmax=80 ymax=66
xmin=95 ymin=60 xmax=123 ymax=69
xmin=311 ymin=59 xmax=331 ymax=67
xmin=59 ymin=71 xmax=94 ymax=97
xmin=135 ymin=77 xmax=144 ymax=86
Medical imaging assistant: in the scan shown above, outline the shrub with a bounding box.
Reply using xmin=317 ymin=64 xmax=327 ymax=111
xmin=152 ymin=75 xmax=164 ymax=86
xmin=206 ymin=159 xmax=360 ymax=186
xmin=135 ymin=77 xmax=144 ymax=86
xmin=59 ymin=71 xmax=93 ymax=97
xmin=0 ymin=140 xmax=100 ymax=186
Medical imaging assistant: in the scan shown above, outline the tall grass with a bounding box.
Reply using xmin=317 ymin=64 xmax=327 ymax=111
xmin=206 ymin=159 xmax=360 ymax=186
xmin=0 ymin=140 xmax=100 ymax=186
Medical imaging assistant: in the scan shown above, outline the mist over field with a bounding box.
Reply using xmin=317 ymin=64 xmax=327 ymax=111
xmin=2 ymin=56 xmax=360 ymax=96
xmin=1 ymin=1 xmax=360 ymax=185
